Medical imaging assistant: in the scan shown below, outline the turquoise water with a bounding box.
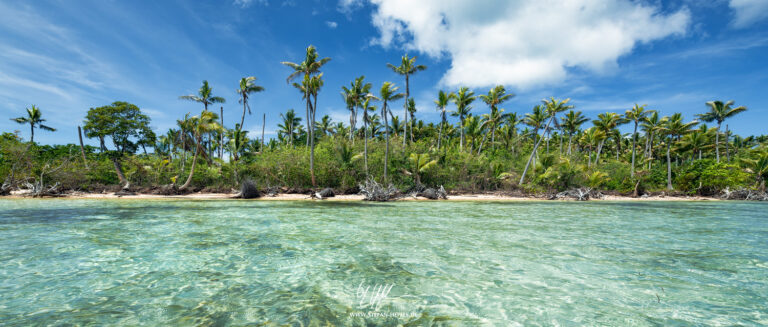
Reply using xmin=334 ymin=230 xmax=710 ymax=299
xmin=0 ymin=199 xmax=766 ymax=326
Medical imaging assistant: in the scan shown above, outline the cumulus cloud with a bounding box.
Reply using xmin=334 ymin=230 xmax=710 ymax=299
xmin=729 ymin=0 xmax=768 ymax=28
xmin=353 ymin=0 xmax=690 ymax=89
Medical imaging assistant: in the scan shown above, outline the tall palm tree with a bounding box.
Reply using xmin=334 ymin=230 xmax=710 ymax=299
xmin=479 ymin=85 xmax=514 ymax=147
xmin=180 ymin=80 xmax=226 ymax=112
xmin=434 ymin=90 xmax=454 ymax=151
xmin=179 ymin=110 xmax=222 ymax=190
xmin=283 ymin=45 xmax=330 ymax=187
xmin=562 ymin=110 xmax=588 ymax=156
xmin=625 ymin=104 xmax=652 ymax=177
xmin=697 ymin=100 xmax=747 ymax=163
xmin=581 ymin=127 xmax=606 ymax=167
xmin=480 ymin=106 xmax=510 ymax=151
xmin=520 ymin=98 xmax=573 ymax=184
xmin=10 ymin=105 xmax=56 ymax=143
xmin=387 ymin=54 xmax=426 ymax=146
xmin=406 ymin=98 xmax=417 ymax=142
xmin=451 ymin=87 xmax=476 ymax=151
xmin=360 ymin=98 xmax=376 ymax=176
xmin=236 ymin=77 xmax=265 ymax=134
xmin=658 ymin=113 xmax=697 ymax=190
xmin=372 ymin=82 xmax=404 ymax=182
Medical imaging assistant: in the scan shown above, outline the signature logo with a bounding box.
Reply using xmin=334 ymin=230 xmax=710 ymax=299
xmin=356 ymin=280 xmax=394 ymax=311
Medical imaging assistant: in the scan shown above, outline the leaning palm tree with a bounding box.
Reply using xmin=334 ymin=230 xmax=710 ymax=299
xmin=697 ymin=100 xmax=747 ymax=163
xmin=625 ymin=104 xmax=652 ymax=177
xmin=10 ymin=105 xmax=56 ymax=143
xmin=372 ymin=82 xmax=405 ymax=182
xmin=236 ymin=77 xmax=265 ymax=134
xmin=434 ymin=90 xmax=454 ymax=151
xmin=179 ymin=110 xmax=222 ymax=190
xmin=479 ymin=85 xmax=514 ymax=147
xmin=451 ymin=87 xmax=476 ymax=151
xmin=387 ymin=54 xmax=426 ymax=146
xmin=562 ymin=110 xmax=588 ymax=156
xmin=520 ymin=98 xmax=573 ymax=184
xmin=180 ymin=80 xmax=226 ymax=112
xmin=658 ymin=113 xmax=697 ymax=190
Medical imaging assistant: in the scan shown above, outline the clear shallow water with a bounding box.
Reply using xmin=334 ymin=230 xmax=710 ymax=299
xmin=0 ymin=199 xmax=766 ymax=326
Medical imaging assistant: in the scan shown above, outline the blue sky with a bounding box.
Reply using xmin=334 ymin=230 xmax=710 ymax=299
xmin=0 ymin=0 xmax=766 ymax=146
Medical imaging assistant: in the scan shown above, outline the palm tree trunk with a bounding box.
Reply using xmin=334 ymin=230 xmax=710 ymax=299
xmin=30 ymin=124 xmax=34 ymax=143
xmin=220 ymin=106 xmax=224 ymax=160
xmin=403 ymin=75 xmax=409 ymax=148
xmin=261 ymin=113 xmax=266 ymax=152
xmin=180 ymin=135 xmax=200 ymax=190
xmin=364 ymin=117 xmax=369 ymax=177
xmin=715 ymin=121 xmax=721 ymax=163
xmin=437 ymin=116 xmax=443 ymax=151
xmin=631 ymin=122 xmax=638 ymax=177
xmin=596 ymin=139 xmax=605 ymax=165
xmin=384 ymin=103 xmax=390 ymax=182
xmin=567 ymin=134 xmax=573 ymax=155
xmin=725 ymin=124 xmax=730 ymax=163
xmin=666 ymin=141 xmax=673 ymax=190
xmin=520 ymin=118 xmax=553 ymax=184
xmin=309 ymin=98 xmax=317 ymax=188
xmin=460 ymin=117 xmax=465 ymax=151
xmin=239 ymin=95 xmax=247 ymax=133
xmin=111 ymin=158 xmax=129 ymax=189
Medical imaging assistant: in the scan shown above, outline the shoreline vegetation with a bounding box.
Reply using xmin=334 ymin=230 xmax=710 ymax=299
xmin=2 ymin=46 xmax=768 ymax=202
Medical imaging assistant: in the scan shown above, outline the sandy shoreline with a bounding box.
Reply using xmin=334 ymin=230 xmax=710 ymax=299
xmin=3 ymin=191 xmax=719 ymax=201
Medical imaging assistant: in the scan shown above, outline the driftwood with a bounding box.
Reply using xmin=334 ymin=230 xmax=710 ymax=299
xmin=239 ymin=179 xmax=261 ymax=199
xmin=551 ymin=187 xmax=601 ymax=201
xmin=721 ymin=187 xmax=768 ymax=201
xmin=359 ymin=178 xmax=398 ymax=201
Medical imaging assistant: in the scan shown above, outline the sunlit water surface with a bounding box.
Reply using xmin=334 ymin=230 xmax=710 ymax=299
xmin=0 ymin=199 xmax=766 ymax=326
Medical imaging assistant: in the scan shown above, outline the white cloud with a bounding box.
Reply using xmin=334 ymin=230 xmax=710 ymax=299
xmin=355 ymin=0 xmax=690 ymax=89
xmin=326 ymin=21 xmax=338 ymax=29
xmin=338 ymin=0 xmax=364 ymax=14
xmin=729 ymin=0 xmax=768 ymax=28
xmin=233 ymin=0 xmax=268 ymax=8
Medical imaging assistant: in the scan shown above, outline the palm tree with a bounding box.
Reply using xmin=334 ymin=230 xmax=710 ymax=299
xmin=236 ymin=77 xmax=265 ymax=134
xmin=479 ymin=85 xmax=514 ymax=147
xmin=360 ymin=98 xmax=376 ymax=176
xmin=679 ymin=126 xmax=710 ymax=160
xmin=387 ymin=54 xmax=426 ymax=146
xmin=278 ymin=109 xmax=302 ymax=147
xmin=523 ymin=105 xmax=548 ymax=166
xmin=179 ymin=110 xmax=222 ymax=190
xmin=625 ymin=104 xmax=652 ymax=177
xmin=480 ymin=106 xmax=510 ymax=152
xmin=406 ymin=98 xmax=417 ymax=142
xmin=407 ymin=153 xmax=437 ymax=185
xmin=641 ymin=111 xmax=663 ymax=169
xmin=434 ymin=90 xmax=454 ymax=151
xmin=283 ymin=45 xmax=330 ymax=187
xmin=658 ymin=113 xmax=697 ymax=190
xmin=698 ymin=100 xmax=747 ymax=163
xmin=562 ymin=110 xmax=588 ymax=156
xmin=372 ymin=82 xmax=405 ymax=182
xmin=317 ymin=115 xmax=334 ymax=136
xmin=180 ymin=80 xmax=226 ymax=112
xmin=520 ymin=98 xmax=573 ymax=184
xmin=341 ymin=76 xmax=372 ymax=143
xmin=10 ymin=105 xmax=56 ymax=143
xmin=451 ymin=87 xmax=476 ymax=151
xmin=581 ymin=127 xmax=606 ymax=167
xmin=742 ymin=151 xmax=768 ymax=192
xmin=592 ymin=112 xmax=627 ymax=165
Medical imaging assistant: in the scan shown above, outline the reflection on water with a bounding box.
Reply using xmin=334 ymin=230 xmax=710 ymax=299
xmin=0 ymin=199 xmax=767 ymax=326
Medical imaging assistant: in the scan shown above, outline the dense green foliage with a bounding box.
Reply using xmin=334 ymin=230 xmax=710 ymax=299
xmin=2 ymin=47 xmax=766 ymax=197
